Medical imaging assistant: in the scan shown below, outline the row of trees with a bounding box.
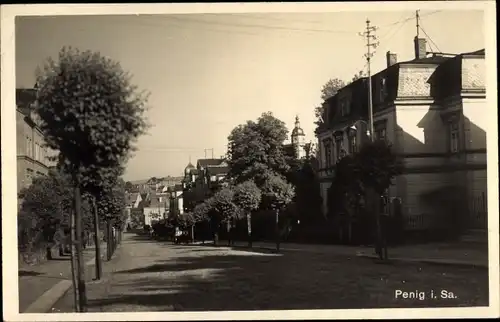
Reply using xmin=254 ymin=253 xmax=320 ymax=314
xmin=172 ymin=112 xmax=309 ymax=252
xmin=18 ymin=46 xmax=149 ymax=312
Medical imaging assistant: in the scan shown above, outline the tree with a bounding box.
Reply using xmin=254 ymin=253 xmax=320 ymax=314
xmin=81 ymin=163 xmax=125 ymax=280
xmin=125 ymin=181 xmax=133 ymax=192
xmin=227 ymin=112 xmax=290 ymax=187
xmin=328 ymin=140 xmax=402 ymax=257
xmin=288 ymin=159 xmax=324 ymax=226
xmin=193 ymin=201 xmax=211 ymax=244
xmin=208 ymin=188 xmax=240 ymax=246
xmin=261 ymin=173 xmax=295 ymax=252
xmin=34 ymin=46 xmax=149 ymax=312
xmin=18 ymin=169 xmax=73 ymax=258
xmin=350 ymin=69 xmax=366 ymax=83
xmin=233 ymin=180 xmax=262 ymax=248
xmin=314 ymin=78 xmax=345 ymax=126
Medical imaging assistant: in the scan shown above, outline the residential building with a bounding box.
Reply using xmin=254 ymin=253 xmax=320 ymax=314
xmin=142 ymin=192 xmax=168 ymax=226
xmin=316 ymin=35 xmax=486 ymax=237
xmin=168 ymin=184 xmax=185 ymax=216
xmin=16 ymin=88 xmax=56 ymax=195
xmin=195 ymin=158 xmax=229 ymax=192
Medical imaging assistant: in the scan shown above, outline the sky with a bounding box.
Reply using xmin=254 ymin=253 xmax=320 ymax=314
xmin=15 ymin=8 xmax=485 ymax=181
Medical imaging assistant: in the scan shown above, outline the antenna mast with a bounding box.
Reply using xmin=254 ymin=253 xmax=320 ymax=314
xmin=416 ymin=10 xmax=420 ymax=37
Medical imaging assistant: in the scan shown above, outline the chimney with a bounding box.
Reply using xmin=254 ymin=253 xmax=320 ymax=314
xmin=386 ymin=51 xmax=397 ymax=67
xmin=414 ymin=36 xmax=427 ymax=59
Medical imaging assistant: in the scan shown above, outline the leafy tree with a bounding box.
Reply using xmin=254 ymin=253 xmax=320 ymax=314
xmin=233 ymin=180 xmax=262 ymax=248
xmin=125 ymin=181 xmax=133 ymax=192
xmin=208 ymin=188 xmax=240 ymax=246
xmin=288 ymin=159 xmax=324 ymax=226
xmin=261 ymin=173 xmax=295 ymax=252
xmin=33 ymin=46 xmax=149 ymax=311
xmin=350 ymin=69 xmax=366 ymax=83
xmin=227 ymin=112 xmax=290 ymax=187
xmin=328 ymin=140 xmax=402 ymax=257
xmin=314 ymin=78 xmax=345 ymax=126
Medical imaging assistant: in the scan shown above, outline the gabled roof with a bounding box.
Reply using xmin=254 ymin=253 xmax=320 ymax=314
xmin=197 ymin=158 xmax=224 ymax=168
xmin=206 ymin=166 xmax=229 ymax=176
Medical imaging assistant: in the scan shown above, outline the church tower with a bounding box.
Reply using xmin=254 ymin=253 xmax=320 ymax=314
xmin=291 ymin=115 xmax=306 ymax=159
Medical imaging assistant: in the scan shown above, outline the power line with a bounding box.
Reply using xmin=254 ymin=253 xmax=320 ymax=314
xmin=419 ymin=24 xmax=442 ymax=53
xmin=159 ymin=15 xmax=358 ymax=35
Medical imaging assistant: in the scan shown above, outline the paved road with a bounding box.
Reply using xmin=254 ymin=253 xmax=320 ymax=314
xmin=51 ymin=233 xmax=489 ymax=312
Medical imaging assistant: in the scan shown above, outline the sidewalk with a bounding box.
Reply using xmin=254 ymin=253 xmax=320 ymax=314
xmin=18 ymin=244 xmax=107 ymax=313
xmin=209 ymin=240 xmax=488 ymax=268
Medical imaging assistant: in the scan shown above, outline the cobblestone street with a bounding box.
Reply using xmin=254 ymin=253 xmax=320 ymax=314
xmin=51 ymin=233 xmax=489 ymax=312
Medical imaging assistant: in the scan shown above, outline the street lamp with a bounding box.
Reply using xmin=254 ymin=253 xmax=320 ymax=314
xmin=348 ymin=120 xmax=371 ymax=137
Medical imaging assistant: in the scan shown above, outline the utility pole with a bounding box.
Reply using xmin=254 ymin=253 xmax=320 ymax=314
xmin=416 ymin=10 xmax=420 ymax=37
xmin=360 ymin=19 xmax=379 ymax=142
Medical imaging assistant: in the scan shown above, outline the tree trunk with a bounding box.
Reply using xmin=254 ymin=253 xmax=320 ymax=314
xmin=367 ymin=187 xmax=383 ymax=260
xmin=191 ymin=225 xmax=195 ymax=243
xmin=70 ymin=209 xmax=80 ymax=312
xmin=106 ymin=220 xmax=112 ymax=261
xmin=92 ymin=197 xmax=102 ymax=280
xmin=73 ymin=183 xmax=87 ymax=312
xmin=247 ymin=212 xmax=252 ymax=248
xmin=226 ymin=220 xmax=231 ymax=246
xmin=275 ymin=208 xmax=280 ymax=253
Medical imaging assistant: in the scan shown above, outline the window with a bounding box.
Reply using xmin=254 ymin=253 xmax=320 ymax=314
xmin=26 ymin=168 xmax=34 ymax=185
xmin=26 ymin=137 xmax=31 ymax=156
xmin=379 ymin=77 xmax=388 ymax=103
xmin=449 ymin=121 xmax=460 ymax=153
xmin=210 ymin=175 xmax=217 ymax=182
xmin=374 ymin=124 xmax=387 ymax=141
xmin=348 ymin=133 xmax=357 ymax=154
xmin=34 ymin=143 xmax=39 ymax=161
xmin=335 ymin=136 xmax=344 ymax=160
xmin=323 ymin=139 xmax=333 ymax=168
xmin=339 ymin=98 xmax=351 ymax=117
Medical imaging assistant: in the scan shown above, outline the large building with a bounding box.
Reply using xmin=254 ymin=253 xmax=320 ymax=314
xmin=316 ymin=36 xmax=486 ymax=237
xmin=16 ymin=88 xmax=56 ymax=195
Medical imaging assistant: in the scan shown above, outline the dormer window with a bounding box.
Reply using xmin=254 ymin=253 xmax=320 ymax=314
xmin=379 ymin=77 xmax=388 ymax=103
xmin=339 ymin=97 xmax=351 ymax=117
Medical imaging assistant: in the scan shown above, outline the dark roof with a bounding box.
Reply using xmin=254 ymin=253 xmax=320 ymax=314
xmin=197 ymin=158 xmax=224 ymax=168
xmin=173 ymin=184 xmax=183 ymax=191
xmin=463 ymin=48 xmax=485 ymax=56
xmin=206 ymin=166 xmax=229 ymax=175
xmin=400 ymin=55 xmax=450 ymax=65
xmin=189 ymin=168 xmax=199 ymax=175
xmin=185 ymin=162 xmax=195 ymax=170
xmin=16 ymin=88 xmax=36 ymax=116
xmin=140 ymin=193 xmax=149 ymax=201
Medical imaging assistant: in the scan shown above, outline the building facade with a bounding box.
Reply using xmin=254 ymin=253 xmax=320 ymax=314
xmin=16 ymin=88 xmax=56 ymax=195
xmin=316 ymin=36 xmax=487 ymax=234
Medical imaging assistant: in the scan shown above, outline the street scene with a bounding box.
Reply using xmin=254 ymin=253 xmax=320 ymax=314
xmin=7 ymin=3 xmax=494 ymax=319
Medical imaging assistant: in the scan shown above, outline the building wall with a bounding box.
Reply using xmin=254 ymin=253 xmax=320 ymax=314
xmin=143 ymin=207 xmax=166 ymax=226
xmin=16 ymin=110 xmax=51 ymax=194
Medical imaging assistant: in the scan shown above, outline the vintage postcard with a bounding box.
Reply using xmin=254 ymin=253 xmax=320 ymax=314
xmin=1 ymin=2 xmax=498 ymax=321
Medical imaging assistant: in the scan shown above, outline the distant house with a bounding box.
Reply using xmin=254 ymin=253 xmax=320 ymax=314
xmin=140 ymin=192 xmax=168 ymax=226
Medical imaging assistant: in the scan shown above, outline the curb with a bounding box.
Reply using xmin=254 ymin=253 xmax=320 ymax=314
xmin=227 ymin=244 xmax=488 ymax=269
xmin=355 ymin=253 xmax=488 ymax=269
xmin=24 ymin=252 xmax=105 ymax=314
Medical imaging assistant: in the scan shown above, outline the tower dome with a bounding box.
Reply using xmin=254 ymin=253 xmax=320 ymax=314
xmin=184 ymin=162 xmax=195 ymax=175
xmin=291 ymin=115 xmax=305 ymax=137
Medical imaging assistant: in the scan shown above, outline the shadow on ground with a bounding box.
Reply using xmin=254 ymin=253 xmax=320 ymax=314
xmin=19 ymin=270 xmax=43 ymax=277
xmin=86 ymin=243 xmax=489 ymax=311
